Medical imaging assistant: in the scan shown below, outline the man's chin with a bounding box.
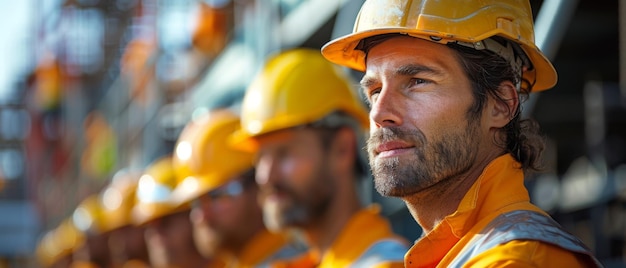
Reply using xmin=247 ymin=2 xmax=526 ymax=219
xmin=375 ymin=187 xmax=409 ymax=198
xmin=374 ymin=177 xmax=414 ymax=198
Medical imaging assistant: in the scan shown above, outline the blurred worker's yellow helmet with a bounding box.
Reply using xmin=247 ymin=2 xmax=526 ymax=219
xmin=36 ymin=230 xmax=60 ymax=267
xmin=321 ymin=0 xmax=557 ymax=92
xmin=36 ymin=219 xmax=85 ymax=267
xmin=72 ymin=195 xmax=106 ymax=235
xmin=99 ymin=169 xmax=141 ymax=232
xmin=170 ymin=109 xmax=254 ymax=205
xmin=132 ymin=156 xmax=187 ymax=225
xmin=229 ymin=48 xmax=369 ymax=152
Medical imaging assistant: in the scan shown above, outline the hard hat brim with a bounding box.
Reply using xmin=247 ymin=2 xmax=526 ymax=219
xmin=322 ymin=28 xmax=558 ymax=92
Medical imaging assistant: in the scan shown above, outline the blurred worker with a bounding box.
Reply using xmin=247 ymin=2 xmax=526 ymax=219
xmin=99 ymin=169 xmax=150 ymax=268
xmin=71 ymin=195 xmax=113 ymax=268
xmin=230 ymin=48 xmax=409 ymax=267
xmin=35 ymin=219 xmax=83 ymax=268
xmin=132 ymin=155 xmax=211 ymax=268
xmin=170 ymin=108 xmax=305 ymax=267
xmin=321 ymin=0 xmax=602 ymax=267
xmin=35 ymin=228 xmax=67 ymax=268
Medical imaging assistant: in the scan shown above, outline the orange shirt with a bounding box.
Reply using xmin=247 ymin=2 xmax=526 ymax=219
xmin=274 ymin=205 xmax=408 ymax=268
xmin=214 ymin=229 xmax=305 ymax=268
xmin=404 ymin=154 xmax=599 ymax=267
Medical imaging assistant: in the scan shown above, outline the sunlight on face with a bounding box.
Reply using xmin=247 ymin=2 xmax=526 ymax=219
xmin=255 ymin=128 xmax=336 ymax=231
xmin=363 ymin=36 xmax=481 ymax=197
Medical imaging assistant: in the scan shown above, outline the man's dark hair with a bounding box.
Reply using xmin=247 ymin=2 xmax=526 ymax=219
xmin=447 ymin=37 xmax=545 ymax=172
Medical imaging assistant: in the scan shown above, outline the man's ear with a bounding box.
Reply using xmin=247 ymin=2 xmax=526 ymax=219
xmin=489 ymin=81 xmax=519 ymax=128
xmin=330 ymin=127 xmax=356 ymax=174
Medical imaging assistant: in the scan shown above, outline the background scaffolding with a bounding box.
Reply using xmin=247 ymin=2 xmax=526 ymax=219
xmin=0 ymin=0 xmax=623 ymax=266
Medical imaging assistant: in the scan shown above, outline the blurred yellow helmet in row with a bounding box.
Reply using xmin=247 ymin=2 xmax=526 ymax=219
xmin=229 ymin=48 xmax=369 ymax=152
xmin=36 ymin=219 xmax=85 ymax=267
xmin=132 ymin=156 xmax=187 ymax=225
xmin=36 ymin=230 xmax=62 ymax=267
xmin=171 ymin=109 xmax=254 ymax=205
xmin=99 ymin=169 xmax=141 ymax=232
xmin=322 ymin=0 xmax=557 ymax=92
xmin=72 ymin=195 xmax=106 ymax=235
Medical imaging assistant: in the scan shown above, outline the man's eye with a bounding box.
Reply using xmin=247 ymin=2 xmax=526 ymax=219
xmin=365 ymin=88 xmax=381 ymax=106
xmin=409 ymin=78 xmax=427 ymax=86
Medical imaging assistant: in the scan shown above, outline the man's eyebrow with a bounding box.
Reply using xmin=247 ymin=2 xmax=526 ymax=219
xmin=360 ymin=64 xmax=442 ymax=90
xmin=359 ymin=76 xmax=378 ymax=90
xmin=396 ymin=64 xmax=442 ymax=76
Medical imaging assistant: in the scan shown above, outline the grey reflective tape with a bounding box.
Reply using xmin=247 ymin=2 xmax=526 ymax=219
xmin=448 ymin=210 xmax=602 ymax=267
xmin=255 ymin=242 xmax=308 ymax=268
xmin=350 ymin=239 xmax=409 ymax=268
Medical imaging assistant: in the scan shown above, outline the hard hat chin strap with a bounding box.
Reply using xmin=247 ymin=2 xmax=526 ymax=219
xmin=454 ymin=38 xmax=531 ymax=90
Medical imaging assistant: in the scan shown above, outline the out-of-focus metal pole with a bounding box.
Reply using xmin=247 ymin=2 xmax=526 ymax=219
xmin=522 ymin=0 xmax=579 ymax=118
xmin=618 ymin=0 xmax=626 ymax=104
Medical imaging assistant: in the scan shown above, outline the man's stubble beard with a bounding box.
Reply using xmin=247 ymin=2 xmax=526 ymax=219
xmin=368 ymin=119 xmax=480 ymax=198
xmin=261 ymin=160 xmax=335 ymax=232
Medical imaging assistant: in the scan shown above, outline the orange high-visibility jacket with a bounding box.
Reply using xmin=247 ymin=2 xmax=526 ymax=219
xmin=274 ymin=205 xmax=409 ymax=268
xmin=404 ymin=155 xmax=601 ymax=267
xmin=213 ymin=229 xmax=306 ymax=268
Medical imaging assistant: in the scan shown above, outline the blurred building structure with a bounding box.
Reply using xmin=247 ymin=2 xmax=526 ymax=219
xmin=0 ymin=0 xmax=623 ymax=267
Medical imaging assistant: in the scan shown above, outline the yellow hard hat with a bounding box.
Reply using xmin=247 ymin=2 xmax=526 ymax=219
xmin=72 ymin=195 xmax=106 ymax=235
xmin=321 ymin=0 xmax=557 ymax=92
xmin=36 ymin=231 xmax=67 ymax=267
xmin=36 ymin=219 xmax=85 ymax=267
xmin=229 ymin=48 xmax=369 ymax=152
xmin=99 ymin=169 xmax=141 ymax=232
xmin=35 ymin=229 xmax=60 ymax=267
xmin=170 ymin=109 xmax=254 ymax=205
xmin=132 ymin=156 xmax=187 ymax=225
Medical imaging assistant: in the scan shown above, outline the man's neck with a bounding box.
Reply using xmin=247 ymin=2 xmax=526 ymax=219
xmin=403 ymin=155 xmax=497 ymax=233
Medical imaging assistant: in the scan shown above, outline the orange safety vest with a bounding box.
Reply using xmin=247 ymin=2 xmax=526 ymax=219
xmin=273 ymin=205 xmax=409 ymax=268
xmin=214 ymin=229 xmax=306 ymax=268
xmin=404 ymin=154 xmax=601 ymax=267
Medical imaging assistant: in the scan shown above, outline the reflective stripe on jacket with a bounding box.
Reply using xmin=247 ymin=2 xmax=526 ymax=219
xmin=351 ymin=238 xmax=411 ymax=268
xmin=448 ymin=210 xmax=602 ymax=267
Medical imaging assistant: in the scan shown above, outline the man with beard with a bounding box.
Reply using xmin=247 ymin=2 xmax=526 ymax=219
xmin=321 ymin=0 xmax=602 ymax=267
xmin=70 ymin=195 xmax=113 ymax=268
xmin=132 ymin=156 xmax=211 ymax=268
xmin=36 ymin=219 xmax=81 ymax=268
xmin=230 ymin=48 xmax=409 ymax=267
xmin=99 ymin=170 xmax=151 ymax=268
xmin=170 ymin=108 xmax=305 ymax=267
